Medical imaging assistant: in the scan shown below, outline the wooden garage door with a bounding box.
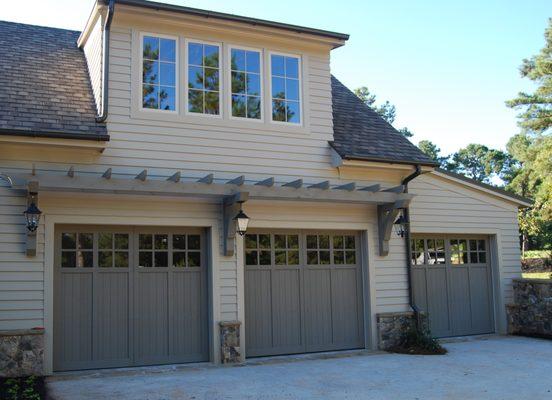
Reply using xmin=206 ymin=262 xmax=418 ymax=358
xmin=53 ymin=226 xmax=209 ymax=371
xmin=245 ymin=231 xmax=364 ymax=357
xmin=411 ymin=236 xmax=494 ymax=338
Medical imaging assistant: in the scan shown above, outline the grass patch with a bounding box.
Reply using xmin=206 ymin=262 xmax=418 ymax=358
xmin=388 ymin=324 xmax=447 ymax=355
xmin=0 ymin=376 xmax=47 ymax=400
xmin=524 ymin=250 xmax=552 ymax=259
xmin=522 ymin=272 xmax=552 ymax=280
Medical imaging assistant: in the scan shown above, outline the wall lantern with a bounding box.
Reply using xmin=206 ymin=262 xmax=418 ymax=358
xmin=24 ymin=192 xmax=42 ymax=233
xmin=234 ymin=207 xmax=250 ymax=236
xmin=393 ymin=210 xmax=408 ymax=238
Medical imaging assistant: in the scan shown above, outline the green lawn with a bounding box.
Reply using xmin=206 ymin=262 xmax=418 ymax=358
xmin=522 ymin=272 xmax=552 ymax=280
xmin=524 ymin=250 xmax=551 ymax=259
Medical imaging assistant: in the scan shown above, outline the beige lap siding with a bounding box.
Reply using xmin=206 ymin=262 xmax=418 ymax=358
xmin=82 ymin=13 xmax=104 ymax=114
xmin=0 ymin=183 xmax=45 ymax=330
xmin=409 ymin=173 xmax=522 ymax=307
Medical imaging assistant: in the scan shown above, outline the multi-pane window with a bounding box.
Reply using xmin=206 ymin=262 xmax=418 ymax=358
xmin=230 ymin=48 xmax=261 ymax=119
xmin=411 ymin=239 xmax=425 ymax=265
xmin=245 ymin=234 xmax=272 ymax=266
xmin=468 ymin=239 xmax=487 ymax=264
xmin=98 ymin=233 xmax=129 ymax=268
xmin=427 ymin=239 xmax=446 ymax=265
xmin=450 ymin=239 xmax=469 ymax=265
xmin=274 ymin=234 xmax=299 ymax=265
xmin=61 ymin=232 xmax=93 ymax=268
xmin=188 ymin=42 xmax=220 ymax=115
xmin=306 ymin=234 xmax=330 ymax=265
xmin=172 ymin=234 xmax=201 ymax=267
xmin=142 ymin=35 xmax=176 ymax=111
xmin=270 ymin=54 xmax=301 ymax=123
xmin=333 ymin=235 xmax=356 ymax=265
xmin=139 ymin=234 xmax=169 ymax=268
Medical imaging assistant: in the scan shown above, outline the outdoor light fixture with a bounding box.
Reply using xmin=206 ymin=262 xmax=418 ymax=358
xmin=234 ymin=206 xmax=250 ymax=236
xmin=23 ymin=193 xmax=42 ymax=233
xmin=393 ymin=210 xmax=408 ymax=238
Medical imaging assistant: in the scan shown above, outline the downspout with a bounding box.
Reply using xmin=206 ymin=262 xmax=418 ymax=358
xmin=402 ymin=164 xmax=422 ymax=328
xmin=96 ymin=0 xmax=115 ymax=123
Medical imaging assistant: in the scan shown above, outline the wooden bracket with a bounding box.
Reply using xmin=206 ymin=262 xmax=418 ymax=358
xmin=222 ymin=192 xmax=249 ymax=257
xmin=377 ymin=199 xmax=410 ymax=257
xmin=26 ymin=181 xmax=39 ymax=257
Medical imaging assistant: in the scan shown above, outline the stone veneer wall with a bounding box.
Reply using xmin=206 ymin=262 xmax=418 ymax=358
xmin=376 ymin=311 xmax=428 ymax=350
xmin=219 ymin=321 xmax=241 ymax=364
xmin=0 ymin=328 xmax=44 ymax=377
xmin=507 ymin=279 xmax=552 ymax=338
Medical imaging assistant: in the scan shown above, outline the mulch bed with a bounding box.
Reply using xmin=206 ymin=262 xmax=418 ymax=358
xmin=0 ymin=376 xmax=47 ymax=400
xmin=387 ymin=345 xmax=448 ymax=355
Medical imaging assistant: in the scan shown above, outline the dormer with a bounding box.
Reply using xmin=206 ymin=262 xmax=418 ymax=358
xmin=78 ymin=0 xmax=348 ymax=138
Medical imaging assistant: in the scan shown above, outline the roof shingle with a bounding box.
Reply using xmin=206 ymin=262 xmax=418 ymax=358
xmin=0 ymin=21 xmax=108 ymax=140
xmin=330 ymin=76 xmax=437 ymax=166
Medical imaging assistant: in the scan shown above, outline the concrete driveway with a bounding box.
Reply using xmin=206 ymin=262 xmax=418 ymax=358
xmin=48 ymin=336 xmax=552 ymax=400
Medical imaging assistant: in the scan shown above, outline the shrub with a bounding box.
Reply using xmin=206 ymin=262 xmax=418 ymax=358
xmin=389 ymin=323 xmax=447 ymax=355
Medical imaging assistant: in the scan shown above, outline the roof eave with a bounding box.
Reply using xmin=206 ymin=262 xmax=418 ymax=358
xmin=111 ymin=0 xmax=349 ymax=44
xmin=0 ymin=128 xmax=110 ymax=142
xmin=434 ymin=168 xmax=533 ymax=208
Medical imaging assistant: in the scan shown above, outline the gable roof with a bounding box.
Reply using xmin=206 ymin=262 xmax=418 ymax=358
xmin=0 ymin=20 xmax=108 ymax=141
xmin=434 ymin=168 xmax=532 ymax=207
xmin=330 ymin=76 xmax=438 ymax=167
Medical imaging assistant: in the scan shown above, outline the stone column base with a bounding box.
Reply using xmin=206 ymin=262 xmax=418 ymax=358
xmin=219 ymin=321 xmax=241 ymax=364
xmin=0 ymin=328 xmax=44 ymax=377
xmin=376 ymin=311 xmax=428 ymax=350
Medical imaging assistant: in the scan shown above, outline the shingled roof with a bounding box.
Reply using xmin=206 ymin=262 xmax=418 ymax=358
xmin=330 ymin=76 xmax=437 ymax=166
xmin=0 ymin=20 xmax=433 ymax=165
xmin=0 ymin=21 xmax=108 ymax=141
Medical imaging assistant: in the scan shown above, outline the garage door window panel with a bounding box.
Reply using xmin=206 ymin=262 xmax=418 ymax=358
xmin=61 ymin=232 xmax=93 ymax=268
xmin=333 ymin=235 xmax=356 ymax=265
xmin=245 ymin=234 xmax=272 ymax=266
xmin=450 ymin=239 xmax=468 ymax=265
xmin=274 ymin=234 xmax=299 ymax=266
xmin=98 ymin=233 xmax=129 ymax=268
xmin=307 ymin=234 xmax=330 ymax=265
xmin=172 ymin=234 xmax=201 ymax=267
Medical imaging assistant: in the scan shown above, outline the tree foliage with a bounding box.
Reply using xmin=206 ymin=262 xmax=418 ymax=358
xmin=506 ymin=18 xmax=552 ymax=134
xmin=417 ymin=140 xmax=447 ymax=166
xmin=445 ymin=144 xmax=511 ymax=183
xmin=354 ymin=86 xmax=411 ymax=137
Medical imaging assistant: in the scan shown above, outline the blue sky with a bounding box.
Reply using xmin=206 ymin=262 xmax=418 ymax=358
xmin=5 ymin=0 xmax=550 ymax=154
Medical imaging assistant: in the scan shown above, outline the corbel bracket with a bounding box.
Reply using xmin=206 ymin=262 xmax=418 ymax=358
xmin=377 ymin=199 xmax=410 ymax=257
xmin=26 ymin=181 xmax=39 ymax=257
xmin=222 ymin=191 xmax=249 ymax=257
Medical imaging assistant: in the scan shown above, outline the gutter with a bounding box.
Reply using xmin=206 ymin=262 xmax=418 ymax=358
xmin=401 ymin=165 xmax=423 ymax=328
xmin=96 ymin=0 xmax=115 ymax=123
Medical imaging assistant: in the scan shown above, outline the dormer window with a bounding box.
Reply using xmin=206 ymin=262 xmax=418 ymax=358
xmin=187 ymin=41 xmax=221 ymax=116
xmin=270 ymin=53 xmax=301 ymax=124
xmin=141 ymin=35 xmax=177 ymax=111
xmin=230 ymin=47 xmax=262 ymax=120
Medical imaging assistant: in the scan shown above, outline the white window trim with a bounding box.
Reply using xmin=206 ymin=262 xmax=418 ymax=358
xmin=268 ymin=51 xmax=303 ymax=126
xmin=227 ymin=44 xmax=264 ymax=123
xmin=139 ymin=31 xmax=179 ymax=114
xmin=184 ymin=38 xmax=223 ymax=119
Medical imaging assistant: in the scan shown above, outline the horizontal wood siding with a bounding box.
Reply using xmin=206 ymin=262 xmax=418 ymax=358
xmin=409 ymin=174 xmax=522 ymax=306
xmin=0 ymin=182 xmax=45 ymax=330
xmin=83 ymin=15 xmax=103 ymax=114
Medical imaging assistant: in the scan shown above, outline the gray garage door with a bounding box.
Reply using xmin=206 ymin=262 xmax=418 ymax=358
xmin=411 ymin=236 xmax=494 ymax=338
xmin=54 ymin=226 xmax=208 ymax=371
xmin=245 ymin=231 xmax=364 ymax=357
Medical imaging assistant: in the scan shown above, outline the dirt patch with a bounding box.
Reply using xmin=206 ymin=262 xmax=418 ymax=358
xmin=0 ymin=376 xmax=48 ymax=400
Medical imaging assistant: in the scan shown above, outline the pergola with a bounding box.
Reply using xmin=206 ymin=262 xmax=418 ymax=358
xmin=2 ymin=167 xmax=413 ymax=257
